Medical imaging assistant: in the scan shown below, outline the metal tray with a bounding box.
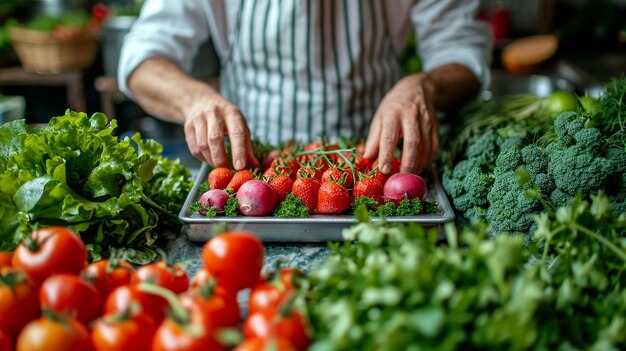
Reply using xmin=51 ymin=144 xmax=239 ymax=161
xmin=179 ymin=163 xmax=455 ymax=243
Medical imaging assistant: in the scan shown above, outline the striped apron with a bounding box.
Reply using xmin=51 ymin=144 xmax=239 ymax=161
xmin=218 ymin=0 xmax=404 ymax=145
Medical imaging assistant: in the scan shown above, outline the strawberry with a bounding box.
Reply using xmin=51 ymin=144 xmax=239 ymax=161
xmin=268 ymin=174 xmax=293 ymax=201
xmin=263 ymin=166 xmax=278 ymax=179
xmin=354 ymin=156 xmax=373 ymax=173
xmin=321 ymin=167 xmax=354 ymax=189
xmin=297 ymin=164 xmax=323 ymax=181
xmin=372 ymin=168 xmax=388 ymax=188
xmin=226 ymin=169 xmax=256 ymax=192
xmin=353 ymin=177 xmax=384 ymax=205
xmin=208 ymin=167 xmax=233 ymax=190
xmin=271 ymin=158 xmax=299 ymax=181
xmin=315 ymin=181 xmax=351 ymax=214
xmin=292 ymin=177 xmax=321 ymax=214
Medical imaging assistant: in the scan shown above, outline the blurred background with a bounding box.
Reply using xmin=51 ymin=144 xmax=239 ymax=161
xmin=0 ymin=0 xmax=624 ymax=166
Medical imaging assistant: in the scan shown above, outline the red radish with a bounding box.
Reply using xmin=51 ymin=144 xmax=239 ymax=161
xmin=383 ymin=172 xmax=427 ymax=205
xmin=199 ymin=189 xmax=230 ymax=212
xmin=236 ymin=180 xmax=278 ymax=216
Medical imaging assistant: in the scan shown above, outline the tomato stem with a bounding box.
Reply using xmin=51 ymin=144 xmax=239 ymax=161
xmin=137 ymin=282 xmax=189 ymax=324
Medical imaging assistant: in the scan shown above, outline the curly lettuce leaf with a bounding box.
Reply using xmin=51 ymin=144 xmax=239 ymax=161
xmin=0 ymin=110 xmax=193 ymax=263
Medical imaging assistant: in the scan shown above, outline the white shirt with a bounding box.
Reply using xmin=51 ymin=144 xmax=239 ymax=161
xmin=119 ymin=0 xmax=492 ymax=145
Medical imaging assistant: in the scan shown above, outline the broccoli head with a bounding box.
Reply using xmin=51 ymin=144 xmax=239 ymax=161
xmin=547 ymin=128 xmax=612 ymax=197
xmin=486 ymin=170 xmax=541 ymax=233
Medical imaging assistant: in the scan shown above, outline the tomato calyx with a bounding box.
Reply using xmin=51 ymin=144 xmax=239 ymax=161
xmin=41 ymin=308 xmax=74 ymax=326
xmin=22 ymin=230 xmax=53 ymax=253
xmin=0 ymin=269 xmax=29 ymax=288
xmin=196 ymin=278 xmax=218 ymax=299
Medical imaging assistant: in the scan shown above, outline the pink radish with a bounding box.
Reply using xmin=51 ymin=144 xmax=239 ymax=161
xmin=383 ymin=172 xmax=427 ymax=205
xmin=199 ymin=189 xmax=230 ymax=212
xmin=236 ymin=179 xmax=278 ymax=216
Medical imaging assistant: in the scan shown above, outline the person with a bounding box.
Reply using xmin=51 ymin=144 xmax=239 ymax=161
xmin=118 ymin=0 xmax=492 ymax=175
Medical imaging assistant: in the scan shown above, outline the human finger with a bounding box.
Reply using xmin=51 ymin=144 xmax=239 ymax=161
xmin=224 ymin=107 xmax=251 ymax=170
xmin=206 ymin=109 xmax=229 ymax=168
xmin=377 ymin=115 xmax=401 ymax=175
xmin=399 ymin=112 xmax=421 ymax=174
xmin=185 ymin=117 xmax=211 ymax=164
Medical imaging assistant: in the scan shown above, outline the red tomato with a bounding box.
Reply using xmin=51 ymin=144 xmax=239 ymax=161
xmin=91 ymin=311 xmax=157 ymax=351
xmin=105 ymin=285 xmax=167 ymax=323
xmin=0 ymin=267 xmax=40 ymax=338
xmin=82 ymin=259 xmax=134 ymax=299
xmin=0 ymin=252 xmax=11 ymax=267
xmin=157 ymin=261 xmax=190 ymax=293
xmin=248 ymin=283 xmax=287 ymax=315
xmin=243 ymin=310 xmax=310 ymax=351
xmin=0 ymin=329 xmax=13 ymax=351
xmin=234 ymin=337 xmax=296 ymax=351
xmin=16 ymin=316 xmax=90 ymax=351
xmin=202 ymin=231 xmax=264 ymax=292
xmin=180 ymin=285 xmax=240 ymax=329
xmin=131 ymin=261 xmax=189 ymax=294
xmin=40 ymin=274 xmax=102 ymax=326
xmin=12 ymin=226 xmax=87 ymax=282
xmin=152 ymin=304 xmax=225 ymax=351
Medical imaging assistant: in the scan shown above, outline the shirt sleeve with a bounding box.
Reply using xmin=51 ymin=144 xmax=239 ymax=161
xmin=411 ymin=0 xmax=493 ymax=89
xmin=117 ymin=0 xmax=211 ymax=99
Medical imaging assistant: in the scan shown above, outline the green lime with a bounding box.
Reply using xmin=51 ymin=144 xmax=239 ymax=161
xmin=546 ymin=91 xmax=579 ymax=115
xmin=578 ymin=95 xmax=602 ymax=116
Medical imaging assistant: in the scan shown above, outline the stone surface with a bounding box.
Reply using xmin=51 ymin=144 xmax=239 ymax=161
xmin=162 ymin=230 xmax=332 ymax=277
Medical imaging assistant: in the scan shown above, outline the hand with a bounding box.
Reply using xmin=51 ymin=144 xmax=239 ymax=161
xmin=183 ymin=94 xmax=259 ymax=170
xmin=363 ymin=74 xmax=440 ymax=174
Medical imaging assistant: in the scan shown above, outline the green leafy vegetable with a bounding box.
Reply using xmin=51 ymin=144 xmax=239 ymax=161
xmin=224 ymin=198 xmax=239 ymax=217
xmin=305 ymin=192 xmax=626 ymax=351
xmin=0 ymin=111 xmax=192 ymax=263
xmin=274 ymin=193 xmax=309 ymax=218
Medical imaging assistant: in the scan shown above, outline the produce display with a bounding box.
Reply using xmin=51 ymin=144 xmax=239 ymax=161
xmin=190 ymin=140 xmax=437 ymax=219
xmin=0 ymin=111 xmax=193 ymax=263
xmin=0 ymin=74 xmax=624 ymax=350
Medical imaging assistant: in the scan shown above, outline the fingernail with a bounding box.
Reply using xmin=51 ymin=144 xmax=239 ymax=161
xmin=381 ymin=164 xmax=390 ymax=174
xmin=235 ymin=159 xmax=243 ymax=170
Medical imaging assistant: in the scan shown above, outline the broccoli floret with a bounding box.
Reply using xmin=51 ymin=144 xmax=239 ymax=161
xmin=494 ymin=147 xmax=523 ymax=174
xmin=443 ymin=159 xmax=493 ymax=212
xmin=544 ymin=114 xmax=616 ymax=205
xmin=534 ymin=173 xmax=555 ymax=195
xmin=465 ymin=131 xmax=501 ymax=163
xmin=550 ymin=188 xmax=572 ymax=208
xmin=464 ymin=168 xmax=494 ymax=206
xmin=499 ymin=135 xmax=525 ymax=151
xmin=465 ymin=206 xmax=488 ymax=223
xmin=521 ymin=144 xmax=547 ymax=176
xmin=554 ymin=111 xmax=583 ymax=146
xmin=547 ymin=142 xmax=612 ymax=197
xmin=486 ymin=170 xmax=541 ymax=233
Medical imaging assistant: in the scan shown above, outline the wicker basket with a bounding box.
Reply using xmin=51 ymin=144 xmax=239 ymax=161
xmin=9 ymin=27 xmax=98 ymax=74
